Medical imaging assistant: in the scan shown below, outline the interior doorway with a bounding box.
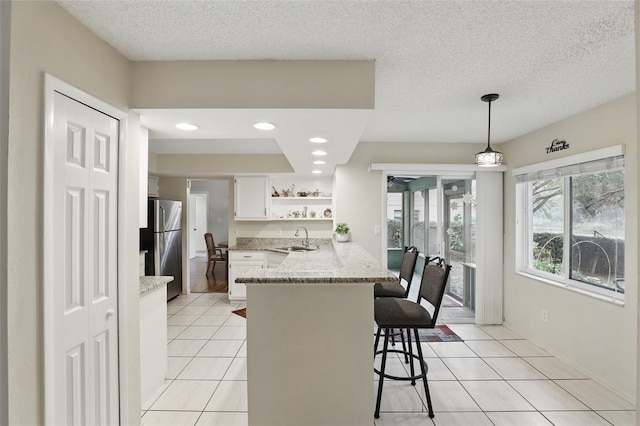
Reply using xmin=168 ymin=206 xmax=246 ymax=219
xmin=188 ymin=179 xmax=230 ymax=293
xmin=386 ymin=174 xmax=476 ymax=323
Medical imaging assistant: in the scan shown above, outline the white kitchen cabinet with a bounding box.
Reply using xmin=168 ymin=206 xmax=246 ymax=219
xmin=228 ymin=251 xmax=265 ymax=301
xmin=234 ymin=176 xmax=270 ymax=220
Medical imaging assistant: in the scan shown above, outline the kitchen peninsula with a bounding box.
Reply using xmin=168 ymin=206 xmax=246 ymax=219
xmin=231 ymin=239 xmax=397 ymax=426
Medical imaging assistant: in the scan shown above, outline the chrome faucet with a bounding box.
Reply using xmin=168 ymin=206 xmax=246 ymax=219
xmin=295 ymin=227 xmax=309 ymax=248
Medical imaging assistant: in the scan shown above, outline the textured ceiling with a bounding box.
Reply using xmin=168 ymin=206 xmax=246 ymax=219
xmin=58 ymin=0 xmax=636 ymax=160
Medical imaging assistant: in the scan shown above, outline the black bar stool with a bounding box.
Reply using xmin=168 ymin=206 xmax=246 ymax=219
xmin=373 ymin=256 xmax=452 ymax=419
xmin=374 ymin=246 xmax=419 ymax=362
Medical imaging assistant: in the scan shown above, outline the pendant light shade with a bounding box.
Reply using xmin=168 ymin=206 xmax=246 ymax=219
xmin=475 ymin=93 xmax=503 ymax=167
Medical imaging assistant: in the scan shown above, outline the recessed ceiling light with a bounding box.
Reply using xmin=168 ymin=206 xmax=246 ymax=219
xmin=313 ymin=160 xmax=326 ymax=165
xmin=312 ymin=150 xmax=327 ymax=156
xmin=309 ymin=137 xmax=327 ymax=144
xmin=312 ymin=170 xmax=323 ymax=174
xmin=175 ymin=122 xmax=199 ymax=131
xmin=254 ymin=122 xmax=277 ymax=131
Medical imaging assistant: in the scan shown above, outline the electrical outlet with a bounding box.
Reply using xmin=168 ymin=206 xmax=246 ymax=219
xmin=276 ymin=228 xmax=282 ymax=236
xmin=233 ymin=229 xmax=238 ymax=236
xmin=541 ymin=309 xmax=548 ymax=322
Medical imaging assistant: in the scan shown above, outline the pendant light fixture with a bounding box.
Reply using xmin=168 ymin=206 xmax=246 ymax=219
xmin=475 ymin=93 xmax=503 ymax=167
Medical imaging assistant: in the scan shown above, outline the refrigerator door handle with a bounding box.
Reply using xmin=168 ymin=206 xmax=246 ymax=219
xmin=154 ymin=232 xmax=163 ymax=275
xmin=160 ymin=206 xmax=166 ymax=233
xmin=163 ymin=231 xmax=166 ymax=265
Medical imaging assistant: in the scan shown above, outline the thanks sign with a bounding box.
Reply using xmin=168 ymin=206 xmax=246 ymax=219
xmin=546 ymin=139 xmax=570 ymax=154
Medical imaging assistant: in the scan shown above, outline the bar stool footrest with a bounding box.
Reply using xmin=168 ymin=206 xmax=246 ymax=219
xmin=374 ymin=349 xmax=428 ymax=381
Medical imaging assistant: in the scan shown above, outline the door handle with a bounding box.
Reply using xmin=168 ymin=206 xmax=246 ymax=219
xmin=106 ymin=309 xmax=115 ymax=319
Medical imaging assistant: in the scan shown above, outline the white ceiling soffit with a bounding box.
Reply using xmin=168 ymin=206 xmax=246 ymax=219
xmin=61 ymin=1 xmax=635 ymax=151
xmin=148 ymin=138 xmax=282 ymax=155
xmin=141 ymin=108 xmax=372 ymax=174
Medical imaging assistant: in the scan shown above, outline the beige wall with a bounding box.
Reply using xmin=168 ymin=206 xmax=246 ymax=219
xmin=7 ymin=2 xmax=137 ymax=424
xmin=131 ymin=60 xmax=375 ymax=109
xmin=154 ymin=153 xmax=294 ymax=177
xmin=636 ymin=2 xmax=640 ymax=415
xmin=0 ymin=1 xmax=9 ymax=423
xmin=501 ymin=93 xmax=637 ymax=401
xmin=149 ymin=151 xmax=159 ymax=174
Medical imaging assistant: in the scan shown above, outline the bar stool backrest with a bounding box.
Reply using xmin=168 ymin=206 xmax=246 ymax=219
xmin=418 ymin=257 xmax=452 ymax=327
xmin=398 ymin=246 xmax=419 ymax=298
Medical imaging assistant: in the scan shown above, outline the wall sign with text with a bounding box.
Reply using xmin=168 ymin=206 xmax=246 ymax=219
xmin=546 ymin=139 xmax=570 ymax=154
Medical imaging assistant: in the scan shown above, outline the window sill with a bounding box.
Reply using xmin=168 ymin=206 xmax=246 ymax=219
xmin=515 ymin=271 xmax=625 ymax=307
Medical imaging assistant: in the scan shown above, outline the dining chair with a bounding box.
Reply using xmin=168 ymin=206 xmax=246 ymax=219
xmin=204 ymin=232 xmax=226 ymax=277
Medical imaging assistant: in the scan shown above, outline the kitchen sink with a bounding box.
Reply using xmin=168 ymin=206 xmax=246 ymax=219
xmin=276 ymin=246 xmax=318 ymax=252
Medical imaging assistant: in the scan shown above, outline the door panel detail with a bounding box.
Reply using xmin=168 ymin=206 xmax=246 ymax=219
xmin=93 ymin=331 xmax=111 ymax=425
xmin=66 ymin=123 xmax=86 ymax=168
xmin=65 ymin=343 xmax=87 ymax=425
xmin=92 ymin=190 xmax=109 ymax=300
xmin=93 ymin=132 xmax=110 ymax=173
xmin=65 ymin=187 xmax=85 ymax=312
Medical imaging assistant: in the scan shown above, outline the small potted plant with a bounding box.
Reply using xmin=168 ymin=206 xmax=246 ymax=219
xmin=334 ymin=223 xmax=350 ymax=242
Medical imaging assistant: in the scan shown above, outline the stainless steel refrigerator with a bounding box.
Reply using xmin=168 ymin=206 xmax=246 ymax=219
xmin=140 ymin=199 xmax=183 ymax=301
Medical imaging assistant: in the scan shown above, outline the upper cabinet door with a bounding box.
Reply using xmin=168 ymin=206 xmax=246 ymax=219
xmin=234 ymin=176 xmax=270 ymax=220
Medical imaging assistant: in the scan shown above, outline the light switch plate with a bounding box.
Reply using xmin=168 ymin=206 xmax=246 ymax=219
xmin=374 ymin=225 xmax=381 ymax=235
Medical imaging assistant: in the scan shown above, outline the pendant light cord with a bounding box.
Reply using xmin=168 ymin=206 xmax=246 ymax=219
xmin=487 ymin=100 xmax=492 ymax=150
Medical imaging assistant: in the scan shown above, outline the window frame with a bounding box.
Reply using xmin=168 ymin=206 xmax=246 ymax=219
xmin=514 ymin=146 xmax=626 ymax=304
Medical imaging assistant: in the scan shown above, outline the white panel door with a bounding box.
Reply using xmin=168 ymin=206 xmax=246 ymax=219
xmin=195 ymin=194 xmax=207 ymax=253
xmin=52 ymin=92 xmax=119 ymax=425
xmin=189 ymin=193 xmax=197 ymax=258
xmin=189 ymin=193 xmax=208 ymax=258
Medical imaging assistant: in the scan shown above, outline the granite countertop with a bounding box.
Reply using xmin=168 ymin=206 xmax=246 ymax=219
xmin=230 ymin=238 xmax=397 ymax=284
xmin=228 ymin=237 xmax=333 ymax=254
xmin=140 ymin=276 xmax=174 ymax=296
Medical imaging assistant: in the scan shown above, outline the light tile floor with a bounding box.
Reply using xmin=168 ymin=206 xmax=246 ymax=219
xmin=142 ymin=293 xmax=636 ymax=426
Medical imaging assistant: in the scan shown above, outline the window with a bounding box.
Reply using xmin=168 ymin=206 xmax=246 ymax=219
xmin=515 ymin=148 xmax=625 ymax=302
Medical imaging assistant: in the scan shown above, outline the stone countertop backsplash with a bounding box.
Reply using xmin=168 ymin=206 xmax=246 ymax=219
xmin=140 ymin=276 xmax=174 ymax=296
xmin=230 ymin=238 xmax=397 ymax=284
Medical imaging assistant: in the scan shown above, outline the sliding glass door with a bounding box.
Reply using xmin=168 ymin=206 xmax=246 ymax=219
xmin=442 ymin=179 xmax=476 ymax=320
xmin=386 ymin=174 xmax=476 ymax=322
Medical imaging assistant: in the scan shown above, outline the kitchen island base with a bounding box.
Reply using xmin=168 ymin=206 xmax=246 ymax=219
xmin=247 ymin=283 xmax=374 ymax=426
